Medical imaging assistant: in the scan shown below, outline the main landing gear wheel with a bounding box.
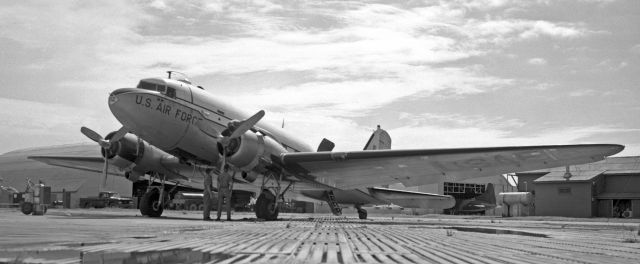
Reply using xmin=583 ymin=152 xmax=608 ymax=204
xmin=21 ymin=202 xmax=33 ymax=215
xmin=140 ymin=188 xmax=164 ymax=217
xmin=356 ymin=205 xmax=367 ymax=220
xmin=255 ymin=190 xmax=279 ymax=221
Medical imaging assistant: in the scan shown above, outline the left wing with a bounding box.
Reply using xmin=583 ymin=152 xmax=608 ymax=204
xmin=29 ymin=156 xmax=121 ymax=175
xmin=280 ymin=144 xmax=623 ymax=189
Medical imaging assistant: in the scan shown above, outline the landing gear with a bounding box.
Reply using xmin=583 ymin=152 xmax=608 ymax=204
xmin=254 ymin=171 xmax=292 ymax=221
xmin=21 ymin=202 xmax=33 ymax=215
xmin=356 ymin=204 xmax=367 ymax=220
xmin=140 ymin=188 xmax=164 ymax=217
xmin=255 ymin=190 xmax=279 ymax=220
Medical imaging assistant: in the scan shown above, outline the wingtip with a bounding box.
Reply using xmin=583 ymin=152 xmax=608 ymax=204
xmin=609 ymin=144 xmax=625 ymax=156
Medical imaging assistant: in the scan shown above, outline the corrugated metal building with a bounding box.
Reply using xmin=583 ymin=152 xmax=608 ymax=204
xmin=515 ymin=156 xmax=640 ymax=218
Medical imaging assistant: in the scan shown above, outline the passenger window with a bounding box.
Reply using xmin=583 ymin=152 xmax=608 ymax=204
xmin=166 ymin=87 xmax=176 ymax=98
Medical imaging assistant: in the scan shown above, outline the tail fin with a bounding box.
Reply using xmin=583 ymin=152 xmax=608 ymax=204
xmin=477 ymin=183 xmax=496 ymax=204
xmin=363 ymin=125 xmax=391 ymax=150
xmin=317 ymin=138 xmax=335 ymax=152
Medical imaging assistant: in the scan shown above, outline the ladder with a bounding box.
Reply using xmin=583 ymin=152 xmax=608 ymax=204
xmin=325 ymin=191 xmax=342 ymax=216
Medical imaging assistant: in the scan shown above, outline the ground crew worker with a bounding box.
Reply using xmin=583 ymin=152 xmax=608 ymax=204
xmin=203 ymin=169 xmax=213 ymax=221
xmin=216 ymin=165 xmax=233 ymax=221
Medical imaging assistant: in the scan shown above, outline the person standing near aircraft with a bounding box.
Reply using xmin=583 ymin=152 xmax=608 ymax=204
xmin=203 ymin=169 xmax=213 ymax=221
xmin=216 ymin=165 xmax=233 ymax=221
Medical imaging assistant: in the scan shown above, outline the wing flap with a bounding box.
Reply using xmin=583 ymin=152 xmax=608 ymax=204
xmin=368 ymin=187 xmax=456 ymax=209
xmin=281 ymin=144 xmax=624 ymax=189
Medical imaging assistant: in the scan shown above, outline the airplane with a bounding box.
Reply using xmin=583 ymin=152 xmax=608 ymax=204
xmin=29 ymin=71 xmax=624 ymax=220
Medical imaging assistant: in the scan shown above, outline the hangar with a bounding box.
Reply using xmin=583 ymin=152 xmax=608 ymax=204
xmin=0 ymin=144 xmax=131 ymax=208
xmin=516 ymin=156 xmax=640 ymax=218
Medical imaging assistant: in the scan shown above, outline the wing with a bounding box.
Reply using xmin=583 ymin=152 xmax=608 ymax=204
xmin=28 ymin=156 xmax=122 ymax=175
xmin=280 ymin=144 xmax=624 ymax=189
xmin=28 ymin=155 xmax=202 ymax=185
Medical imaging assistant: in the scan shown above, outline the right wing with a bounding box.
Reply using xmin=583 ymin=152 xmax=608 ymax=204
xmin=280 ymin=144 xmax=624 ymax=189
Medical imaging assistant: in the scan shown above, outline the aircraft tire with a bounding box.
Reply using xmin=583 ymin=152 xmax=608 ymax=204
xmin=358 ymin=209 xmax=367 ymax=220
xmin=140 ymin=188 xmax=163 ymax=217
xmin=21 ymin=202 xmax=33 ymax=215
xmin=256 ymin=191 xmax=278 ymax=221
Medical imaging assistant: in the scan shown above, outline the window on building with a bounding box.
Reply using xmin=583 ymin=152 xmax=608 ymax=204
xmin=558 ymin=187 xmax=572 ymax=194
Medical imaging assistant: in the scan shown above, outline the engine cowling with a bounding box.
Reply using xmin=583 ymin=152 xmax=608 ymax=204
xmin=102 ymin=132 xmax=172 ymax=182
xmin=223 ymin=131 xmax=287 ymax=172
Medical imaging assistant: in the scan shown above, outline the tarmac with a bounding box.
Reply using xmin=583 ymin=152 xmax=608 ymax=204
xmin=1 ymin=208 xmax=639 ymax=264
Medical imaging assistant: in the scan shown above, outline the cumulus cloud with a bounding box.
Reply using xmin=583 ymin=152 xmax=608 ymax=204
xmin=528 ymin=57 xmax=547 ymax=65
xmin=0 ymin=0 xmax=637 ymax=156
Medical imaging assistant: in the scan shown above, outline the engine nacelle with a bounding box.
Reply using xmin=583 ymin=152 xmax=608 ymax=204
xmin=241 ymin=171 xmax=259 ymax=183
xmin=224 ymin=131 xmax=287 ymax=172
xmin=103 ymin=132 xmax=172 ymax=181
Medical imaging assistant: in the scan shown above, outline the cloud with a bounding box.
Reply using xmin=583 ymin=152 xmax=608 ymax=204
xmin=528 ymin=57 xmax=547 ymax=65
xmin=0 ymin=97 xmax=119 ymax=154
xmin=569 ymin=89 xmax=598 ymax=97
xmin=0 ymin=0 xmax=637 ymax=157
xmin=390 ymin=123 xmax=638 ymax=150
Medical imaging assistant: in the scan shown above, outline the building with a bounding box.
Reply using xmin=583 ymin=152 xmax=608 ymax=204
xmin=0 ymin=144 xmax=132 ymax=208
xmin=515 ymin=156 xmax=640 ymax=218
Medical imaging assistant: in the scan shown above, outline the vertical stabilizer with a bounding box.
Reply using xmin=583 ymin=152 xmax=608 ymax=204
xmin=363 ymin=125 xmax=391 ymax=150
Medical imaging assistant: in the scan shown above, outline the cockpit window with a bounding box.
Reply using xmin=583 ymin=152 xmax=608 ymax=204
xmin=137 ymin=81 xmax=167 ymax=93
xmin=166 ymin=87 xmax=176 ymax=98
xmin=137 ymin=81 xmax=155 ymax=91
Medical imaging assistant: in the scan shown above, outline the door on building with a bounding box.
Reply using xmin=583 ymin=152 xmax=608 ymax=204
xmin=597 ymin=200 xmax=612 ymax=217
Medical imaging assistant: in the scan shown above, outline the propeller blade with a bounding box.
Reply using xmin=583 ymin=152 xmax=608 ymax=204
xmin=102 ymin=156 xmax=109 ymax=190
xmin=81 ymin=127 xmax=103 ymax=143
xmin=228 ymin=110 xmax=265 ymax=139
xmin=109 ymin=126 xmax=128 ymax=143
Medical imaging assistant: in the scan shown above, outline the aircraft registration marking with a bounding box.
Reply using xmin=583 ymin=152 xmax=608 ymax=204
xmin=135 ymin=95 xmax=203 ymax=125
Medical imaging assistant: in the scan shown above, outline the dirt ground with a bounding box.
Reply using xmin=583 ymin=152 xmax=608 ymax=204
xmin=1 ymin=208 xmax=639 ymax=263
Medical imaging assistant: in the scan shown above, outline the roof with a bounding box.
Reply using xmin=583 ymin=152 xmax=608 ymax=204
xmin=534 ymin=170 xmax=606 ymax=183
xmin=597 ymin=192 xmax=640 ymax=199
xmin=518 ymin=156 xmax=640 ymax=183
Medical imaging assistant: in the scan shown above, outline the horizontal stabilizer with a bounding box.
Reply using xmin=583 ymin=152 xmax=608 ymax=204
xmin=368 ymin=187 xmax=456 ymax=210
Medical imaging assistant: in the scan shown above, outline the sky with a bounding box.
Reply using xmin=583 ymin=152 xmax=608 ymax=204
xmin=0 ymin=0 xmax=639 ymax=156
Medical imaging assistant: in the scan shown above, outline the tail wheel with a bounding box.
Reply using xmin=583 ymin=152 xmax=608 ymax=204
xmin=256 ymin=190 xmax=279 ymax=221
xmin=140 ymin=188 xmax=164 ymax=217
xmin=21 ymin=202 xmax=33 ymax=215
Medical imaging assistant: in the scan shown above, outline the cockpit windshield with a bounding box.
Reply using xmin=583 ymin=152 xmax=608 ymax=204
xmin=137 ymin=80 xmax=166 ymax=93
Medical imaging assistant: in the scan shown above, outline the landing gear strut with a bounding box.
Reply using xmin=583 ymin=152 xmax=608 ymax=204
xmin=255 ymin=171 xmax=292 ymax=221
xmin=356 ymin=204 xmax=367 ymax=220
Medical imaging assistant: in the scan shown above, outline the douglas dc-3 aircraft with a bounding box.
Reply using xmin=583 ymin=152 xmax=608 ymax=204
xmin=30 ymin=72 xmax=624 ymax=220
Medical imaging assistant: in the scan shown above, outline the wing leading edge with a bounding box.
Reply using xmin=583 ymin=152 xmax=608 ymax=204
xmin=280 ymin=144 xmax=624 ymax=190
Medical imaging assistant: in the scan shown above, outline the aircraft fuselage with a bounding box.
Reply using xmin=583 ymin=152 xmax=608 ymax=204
xmin=108 ymin=78 xmax=312 ymax=167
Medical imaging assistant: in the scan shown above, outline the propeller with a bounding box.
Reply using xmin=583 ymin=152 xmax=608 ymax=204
xmin=217 ymin=110 xmax=265 ymax=173
xmin=81 ymin=126 xmax=128 ymax=190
